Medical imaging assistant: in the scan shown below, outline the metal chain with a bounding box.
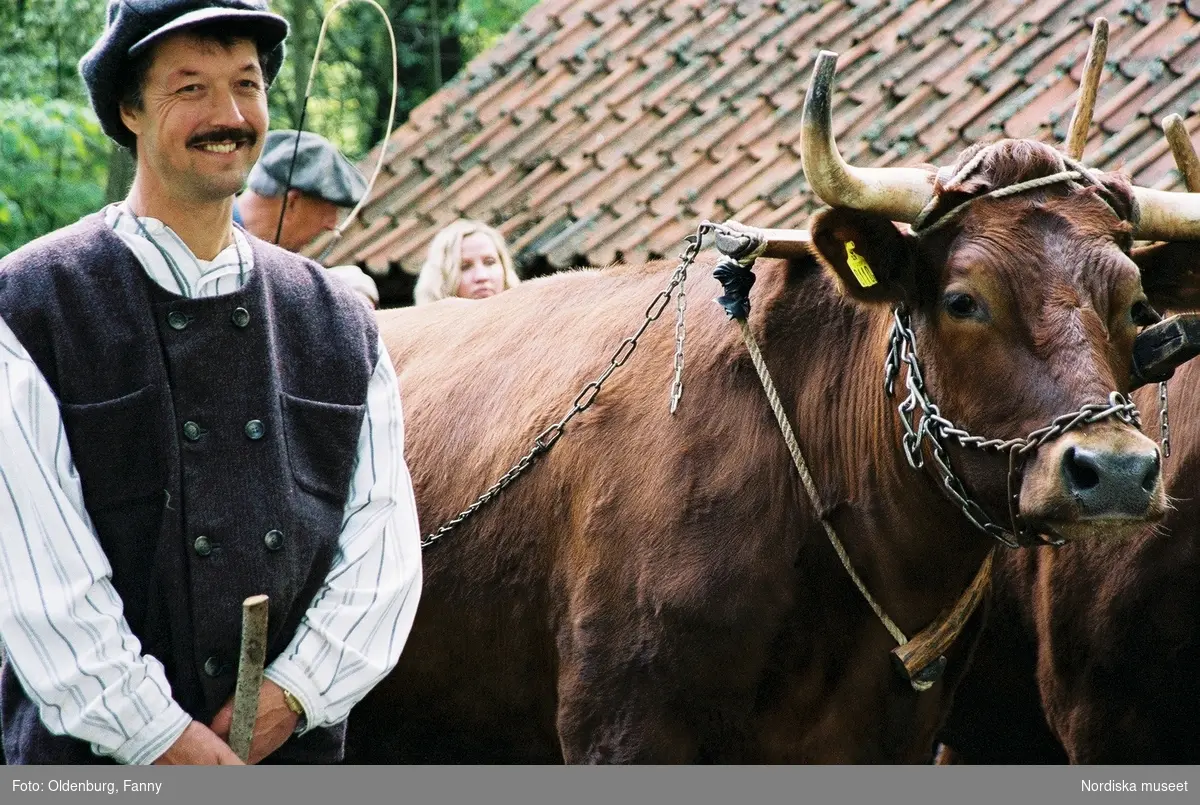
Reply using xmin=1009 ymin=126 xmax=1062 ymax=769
xmin=420 ymin=224 xmax=711 ymax=549
xmin=669 ymin=259 xmax=689 ymax=414
xmin=884 ymin=306 xmax=1141 ymax=548
xmin=1160 ymin=380 xmax=1171 ymax=458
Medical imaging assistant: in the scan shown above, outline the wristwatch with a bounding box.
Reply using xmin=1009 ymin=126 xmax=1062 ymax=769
xmin=281 ymin=687 xmax=307 ymax=734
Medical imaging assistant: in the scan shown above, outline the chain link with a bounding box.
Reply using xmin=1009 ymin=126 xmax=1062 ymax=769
xmin=420 ymin=224 xmax=711 ymax=549
xmin=1159 ymin=380 xmax=1171 ymax=458
xmin=669 ymin=260 xmax=689 ymax=414
xmin=885 ymin=306 xmax=1142 ymax=548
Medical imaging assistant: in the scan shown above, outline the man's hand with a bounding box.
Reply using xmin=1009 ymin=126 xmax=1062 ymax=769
xmin=209 ymin=679 xmax=299 ymax=765
xmin=153 ymin=721 xmax=244 ymax=765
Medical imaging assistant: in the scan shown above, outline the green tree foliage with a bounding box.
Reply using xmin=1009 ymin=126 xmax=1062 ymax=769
xmin=266 ymin=0 xmax=536 ymax=160
xmin=0 ymin=0 xmax=538 ymax=255
xmin=458 ymin=0 xmax=538 ymax=57
xmin=0 ymin=0 xmax=108 ymax=256
xmin=0 ymin=98 xmax=107 ymax=255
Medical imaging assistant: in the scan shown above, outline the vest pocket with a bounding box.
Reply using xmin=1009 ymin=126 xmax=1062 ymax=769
xmin=280 ymin=392 xmax=365 ymax=504
xmin=59 ymin=384 xmax=165 ymax=508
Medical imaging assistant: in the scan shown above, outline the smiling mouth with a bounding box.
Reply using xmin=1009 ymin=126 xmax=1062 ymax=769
xmin=194 ymin=141 xmax=243 ymax=154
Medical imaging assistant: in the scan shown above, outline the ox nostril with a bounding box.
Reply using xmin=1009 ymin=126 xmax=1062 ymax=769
xmin=1142 ymin=451 xmax=1161 ymax=493
xmin=1062 ymin=446 xmax=1101 ymax=493
xmin=1058 ymin=443 xmax=1159 ymax=518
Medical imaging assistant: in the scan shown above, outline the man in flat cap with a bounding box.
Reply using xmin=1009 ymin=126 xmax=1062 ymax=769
xmin=0 ymin=0 xmax=422 ymax=765
xmin=238 ymin=129 xmax=381 ymax=307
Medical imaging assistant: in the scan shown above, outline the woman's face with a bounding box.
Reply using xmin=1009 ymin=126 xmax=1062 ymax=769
xmin=455 ymin=232 xmax=506 ymax=299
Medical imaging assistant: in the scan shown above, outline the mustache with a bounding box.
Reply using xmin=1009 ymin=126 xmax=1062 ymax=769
xmin=187 ymin=127 xmax=257 ymax=148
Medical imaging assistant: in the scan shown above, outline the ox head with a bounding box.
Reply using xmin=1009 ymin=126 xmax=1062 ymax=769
xmin=801 ymin=52 xmax=1200 ymax=544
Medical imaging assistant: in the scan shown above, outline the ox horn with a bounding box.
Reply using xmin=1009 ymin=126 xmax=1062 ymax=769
xmin=801 ymin=50 xmax=935 ymax=222
xmin=1132 ymin=115 xmax=1200 ymax=240
xmin=1064 ymin=18 xmax=1108 ymax=160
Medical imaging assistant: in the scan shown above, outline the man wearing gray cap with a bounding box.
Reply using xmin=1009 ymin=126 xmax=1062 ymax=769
xmin=238 ymin=129 xmax=380 ymax=307
xmin=0 ymin=0 xmax=422 ymax=766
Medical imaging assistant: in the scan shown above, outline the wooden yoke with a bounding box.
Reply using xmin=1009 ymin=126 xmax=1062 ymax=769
xmin=891 ymin=549 xmax=994 ymax=690
xmin=712 ymin=221 xmax=812 ymax=261
xmin=1164 ymin=113 xmax=1200 ymax=189
xmin=1064 ymin=18 xmax=1109 ymax=160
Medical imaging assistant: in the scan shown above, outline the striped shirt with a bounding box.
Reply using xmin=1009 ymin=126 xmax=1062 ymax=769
xmin=0 ymin=204 xmax=422 ymax=764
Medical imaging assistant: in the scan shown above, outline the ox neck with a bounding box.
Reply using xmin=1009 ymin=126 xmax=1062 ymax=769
xmin=756 ymin=278 xmax=996 ymax=632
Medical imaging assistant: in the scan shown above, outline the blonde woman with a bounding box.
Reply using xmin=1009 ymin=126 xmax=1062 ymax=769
xmin=414 ymin=219 xmax=521 ymax=304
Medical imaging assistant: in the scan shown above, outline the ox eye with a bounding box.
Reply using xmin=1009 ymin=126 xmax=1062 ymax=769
xmin=1131 ymin=300 xmax=1160 ymax=327
xmin=944 ymin=291 xmax=980 ymax=320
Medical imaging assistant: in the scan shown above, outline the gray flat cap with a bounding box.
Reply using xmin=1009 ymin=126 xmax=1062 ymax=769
xmin=247 ymin=130 xmax=368 ymax=208
xmin=80 ymin=0 xmax=288 ymax=149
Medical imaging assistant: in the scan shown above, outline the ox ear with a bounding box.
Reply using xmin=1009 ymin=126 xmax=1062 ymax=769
xmin=808 ymin=208 xmax=916 ymax=304
xmin=1132 ymin=242 xmax=1200 ymax=310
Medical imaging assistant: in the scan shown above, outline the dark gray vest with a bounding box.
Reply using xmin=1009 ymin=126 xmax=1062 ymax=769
xmin=0 ymin=214 xmax=378 ymax=764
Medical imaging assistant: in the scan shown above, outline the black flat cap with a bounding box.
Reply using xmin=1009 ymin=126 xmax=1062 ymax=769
xmin=247 ymin=130 xmax=368 ymax=208
xmin=80 ymin=0 xmax=289 ymax=149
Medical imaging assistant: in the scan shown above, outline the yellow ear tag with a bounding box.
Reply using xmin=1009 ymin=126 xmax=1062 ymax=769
xmin=844 ymin=241 xmax=877 ymax=288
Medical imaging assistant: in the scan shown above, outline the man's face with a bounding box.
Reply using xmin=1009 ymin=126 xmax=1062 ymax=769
xmin=280 ymin=191 xmax=341 ymax=251
xmin=120 ymin=33 xmax=268 ymax=204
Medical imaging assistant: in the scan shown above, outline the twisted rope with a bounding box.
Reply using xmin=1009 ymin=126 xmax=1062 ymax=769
xmin=909 ymin=146 xmax=1117 ymax=237
xmin=736 ymin=318 xmax=910 ymax=648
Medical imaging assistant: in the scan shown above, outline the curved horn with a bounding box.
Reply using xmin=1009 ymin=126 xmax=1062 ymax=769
xmin=1131 ymin=115 xmax=1200 ymax=240
xmin=1132 ymin=186 xmax=1200 ymax=241
xmin=1064 ymin=17 xmax=1108 ymax=160
xmin=801 ymin=50 xmax=934 ymax=222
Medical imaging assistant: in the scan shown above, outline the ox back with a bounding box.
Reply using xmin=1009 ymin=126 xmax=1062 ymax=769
xmin=353 ymin=251 xmax=997 ymax=763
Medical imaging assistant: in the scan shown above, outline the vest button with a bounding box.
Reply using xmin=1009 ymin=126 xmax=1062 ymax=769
xmin=203 ymin=656 xmax=223 ymax=677
xmin=245 ymin=419 xmax=265 ymax=440
xmin=193 ymin=536 xmax=212 ymax=557
xmin=231 ymin=307 xmax=251 ymax=328
xmin=167 ymin=311 xmax=190 ymax=330
xmin=182 ymin=421 xmax=203 ymax=441
xmin=263 ymin=529 xmax=284 ymax=551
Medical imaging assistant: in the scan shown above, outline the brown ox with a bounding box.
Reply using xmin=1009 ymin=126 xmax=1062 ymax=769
xmin=346 ymin=59 xmax=1200 ymax=762
xmin=936 ymin=259 xmax=1200 ymax=763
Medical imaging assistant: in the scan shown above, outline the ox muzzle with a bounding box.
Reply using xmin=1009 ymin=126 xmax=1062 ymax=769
xmin=887 ymin=308 xmax=1163 ymax=547
xmin=1020 ymin=424 xmax=1165 ymax=542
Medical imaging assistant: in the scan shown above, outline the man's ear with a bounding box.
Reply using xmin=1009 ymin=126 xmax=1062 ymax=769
xmin=119 ymin=103 xmax=142 ymax=138
xmin=1132 ymin=241 xmax=1200 ymax=312
xmin=807 ymin=207 xmax=917 ymax=304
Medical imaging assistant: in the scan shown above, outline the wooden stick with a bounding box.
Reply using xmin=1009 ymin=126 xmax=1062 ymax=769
xmin=1065 ymin=18 xmax=1109 ymax=160
xmin=891 ymin=548 xmax=994 ymax=691
xmin=1164 ymin=113 xmax=1200 ymax=192
xmin=229 ymin=594 xmax=270 ymax=763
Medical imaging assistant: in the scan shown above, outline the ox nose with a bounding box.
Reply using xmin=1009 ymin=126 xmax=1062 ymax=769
xmin=1060 ymin=444 xmax=1161 ymax=518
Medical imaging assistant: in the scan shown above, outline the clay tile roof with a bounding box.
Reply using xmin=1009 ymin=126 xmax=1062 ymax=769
xmin=311 ymin=0 xmax=1200 ymax=277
